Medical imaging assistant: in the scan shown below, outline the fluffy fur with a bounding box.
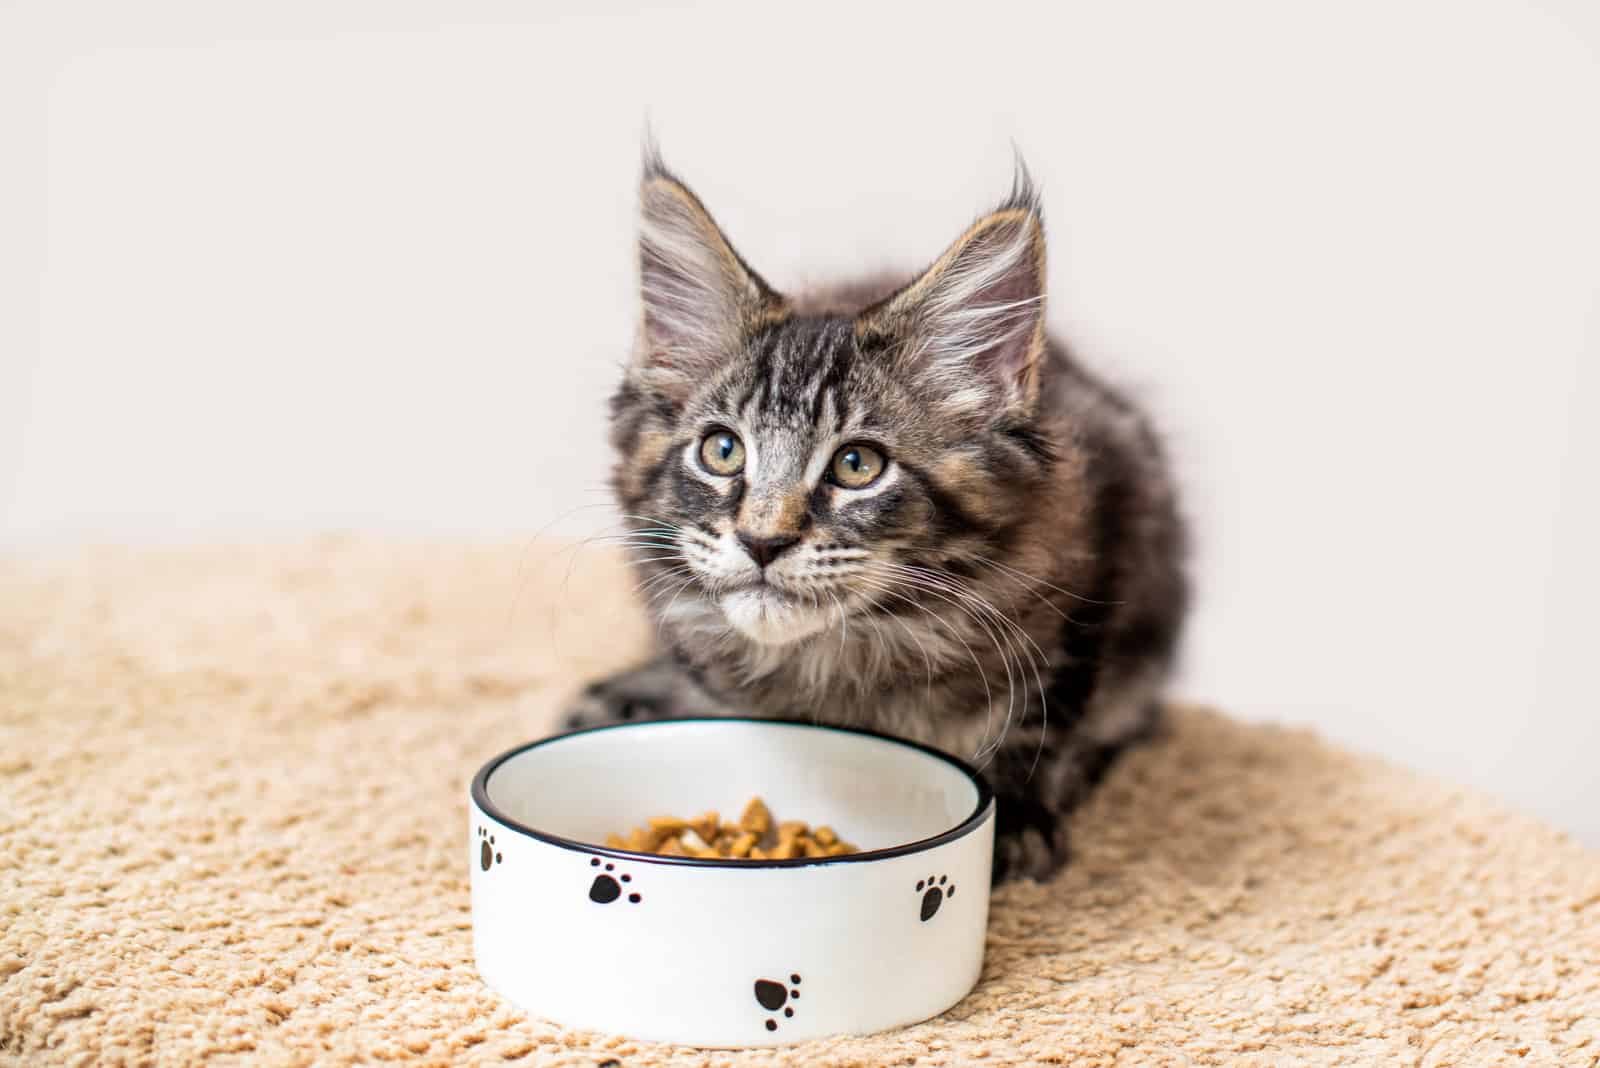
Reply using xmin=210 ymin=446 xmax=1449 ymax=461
xmin=565 ymin=149 xmax=1189 ymax=883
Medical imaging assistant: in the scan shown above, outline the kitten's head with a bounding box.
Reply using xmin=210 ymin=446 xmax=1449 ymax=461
xmin=610 ymin=154 xmax=1056 ymax=649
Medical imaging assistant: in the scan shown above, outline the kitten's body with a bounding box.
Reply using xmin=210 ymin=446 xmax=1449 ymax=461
xmin=566 ymin=156 xmax=1187 ymax=882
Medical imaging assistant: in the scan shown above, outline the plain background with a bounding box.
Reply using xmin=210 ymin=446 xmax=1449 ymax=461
xmin=3 ymin=1 xmax=1597 ymax=843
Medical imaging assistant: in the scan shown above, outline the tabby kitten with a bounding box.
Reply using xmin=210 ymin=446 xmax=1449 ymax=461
xmin=564 ymin=151 xmax=1188 ymax=883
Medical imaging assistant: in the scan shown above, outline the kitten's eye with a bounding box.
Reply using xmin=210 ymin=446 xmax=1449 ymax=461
xmin=830 ymin=443 xmax=887 ymax=489
xmin=698 ymin=429 xmax=746 ymax=476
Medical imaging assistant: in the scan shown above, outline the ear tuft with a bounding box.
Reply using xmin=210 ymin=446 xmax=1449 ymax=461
xmin=639 ymin=122 xmax=672 ymax=187
xmin=998 ymin=144 xmax=1041 ymax=217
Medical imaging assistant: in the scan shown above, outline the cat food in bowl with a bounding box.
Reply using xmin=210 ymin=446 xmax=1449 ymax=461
xmin=468 ymin=718 xmax=995 ymax=1047
xmin=607 ymin=796 xmax=860 ymax=858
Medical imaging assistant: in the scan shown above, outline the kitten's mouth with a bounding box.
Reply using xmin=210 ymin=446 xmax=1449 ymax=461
xmin=726 ymin=582 xmax=798 ymax=613
xmin=718 ymin=584 xmax=833 ymax=647
xmin=736 ymin=576 xmax=790 ymax=597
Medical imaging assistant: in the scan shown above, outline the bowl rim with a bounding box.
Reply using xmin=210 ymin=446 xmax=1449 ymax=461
xmin=471 ymin=716 xmax=996 ymax=869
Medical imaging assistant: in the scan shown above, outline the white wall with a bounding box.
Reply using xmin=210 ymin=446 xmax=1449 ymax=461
xmin=4 ymin=1 xmax=1597 ymax=843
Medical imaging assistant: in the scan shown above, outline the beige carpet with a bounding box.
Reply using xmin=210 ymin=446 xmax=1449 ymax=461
xmin=3 ymin=539 xmax=1598 ymax=1067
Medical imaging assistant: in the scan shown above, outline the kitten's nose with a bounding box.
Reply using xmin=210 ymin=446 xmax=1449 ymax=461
xmin=736 ymin=532 xmax=800 ymax=569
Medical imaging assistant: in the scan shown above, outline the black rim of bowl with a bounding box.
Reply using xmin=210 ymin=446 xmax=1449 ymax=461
xmin=470 ymin=717 xmax=996 ymax=869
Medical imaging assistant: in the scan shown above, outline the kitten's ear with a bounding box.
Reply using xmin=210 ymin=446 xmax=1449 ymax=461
xmin=858 ymin=176 xmax=1047 ymax=417
xmin=634 ymin=153 xmax=785 ymax=398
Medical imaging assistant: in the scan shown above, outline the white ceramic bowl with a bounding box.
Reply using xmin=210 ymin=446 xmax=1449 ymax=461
xmin=468 ymin=718 xmax=995 ymax=1047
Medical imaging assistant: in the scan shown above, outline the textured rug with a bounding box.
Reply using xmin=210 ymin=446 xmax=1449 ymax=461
xmin=2 ymin=539 xmax=1598 ymax=1067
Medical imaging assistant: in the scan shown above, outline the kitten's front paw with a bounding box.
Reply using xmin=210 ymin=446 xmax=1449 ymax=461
xmin=991 ymin=825 xmax=1068 ymax=885
xmin=560 ymin=674 xmax=675 ymax=731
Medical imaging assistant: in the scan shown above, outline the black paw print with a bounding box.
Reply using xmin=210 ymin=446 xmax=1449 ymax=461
xmin=753 ymin=973 xmax=801 ymax=1031
xmin=588 ymin=857 xmax=641 ymax=904
xmin=917 ymin=874 xmax=954 ymax=921
xmin=478 ymin=827 xmax=502 ymax=872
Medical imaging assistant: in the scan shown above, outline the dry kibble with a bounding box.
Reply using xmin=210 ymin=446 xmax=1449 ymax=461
xmin=608 ymin=798 xmax=858 ymax=860
xmin=692 ymin=812 xmax=721 ymax=843
xmin=740 ymin=798 xmax=773 ymax=836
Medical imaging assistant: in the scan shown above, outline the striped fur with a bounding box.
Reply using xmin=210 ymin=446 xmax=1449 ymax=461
xmin=569 ymin=153 xmax=1190 ymax=883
